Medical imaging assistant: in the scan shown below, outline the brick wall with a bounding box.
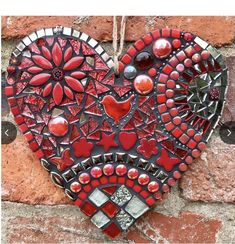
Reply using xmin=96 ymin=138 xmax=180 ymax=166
xmin=1 ymin=16 xmax=235 ymax=243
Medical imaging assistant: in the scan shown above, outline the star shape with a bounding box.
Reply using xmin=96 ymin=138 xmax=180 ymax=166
xmin=72 ymin=137 xmax=94 ymax=158
xmin=156 ymin=148 xmax=180 ymax=171
xmin=97 ymin=132 xmax=118 ymax=152
xmin=50 ymin=148 xmax=74 ymax=171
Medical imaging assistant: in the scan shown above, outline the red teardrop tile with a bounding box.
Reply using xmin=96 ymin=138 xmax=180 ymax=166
xmin=63 ymin=57 xmax=84 ymax=70
xmin=65 ymin=76 xmax=84 ymax=92
xmin=29 ymin=73 xmax=51 ymax=86
xmin=52 ymin=42 xmax=62 ymax=67
xmin=53 ymin=82 xmax=63 ymax=105
xmin=32 ymin=55 xmax=53 ymax=69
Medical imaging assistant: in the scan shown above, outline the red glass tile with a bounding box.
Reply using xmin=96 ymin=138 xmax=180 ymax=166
xmin=158 ymin=73 xmax=168 ymax=83
xmin=171 ymin=29 xmax=181 ymax=38
xmin=143 ymin=33 xmax=153 ymax=45
xmin=78 ymin=192 xmax=87 ymax=200
xmin=102 ymin=201 xmax=119 ymax=218
xmin=91 ymin=179 xmax=100 ymax=187
xmin=109 ymin=176 xmax=117 ymax=183
xmin=133 ymin=185 xmax=142 ymax=192
xmin=80 ymin=201 xmax=97 ymax=217
xmin=19 ymin=124 xmax=28 ymax=133
xmin=121 ymin=54 xmax=132 ymax=64
xmin=146 ymin=196 xmax=156 ymax=206
xmin=162 ymin=64 xmax=173 ymax=74
xmin=187 ymin=139 xmax=197 ymax=149
xmin=118 ymin=177 xmax=126 ymax=184
xmin=175 ymin=148 xmax=187 ymax=159
xmin=162 ymin=28 xmax=171 ymax=37
xmin=100 ymin=176 xmax=108 ymax=184
xmin=161 ymin=113 xmax=171 ymax=123
xmin=35 ymin=149 xmax=44 ymax=158
xmin=83 ymin=184 xmax=92 ymax=193
xmin=103 ymin=222 xmax=121 ymax=239
xmin=24 ymin=131 xmax=34 ymax=142
xmin=126 ymin=179 xmax=135 ymax=187
xmin=28 ymin=140 xmax=39 ymax=151
xmin=127 ymin=46 xmax=137 ymax=57
xmin=157 ymin=94 xmax=166 ymax=104
xmin=185 ymin=46 xmax=196 ymax=57
xmin=140 ymin=190 xmax=149 ymax=199
xmin=74 ymin=198 xmax=83 ymax=207
xmin=152 ymin=29 xmax=161 ymax=39
xmin=5 ymin=86 xmax=14 ymax=96
xmin=179 ymin=134 xmax=190 ymax=144
xmin=14 ymin=115 xmax=24 ymax=125
xmin=134 ymin=39 xmax=145 ymax=50
xmin=102 ymin=186 xmax=117 ymax=195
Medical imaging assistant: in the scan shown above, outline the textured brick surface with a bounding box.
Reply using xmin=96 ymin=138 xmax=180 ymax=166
xmin=2 ymin=16 xmax=235 ymax=46
xmin=2 ymin=136 xmax=70 ymax=205
xmin=180 ymin=134 xmax=235 ymax=203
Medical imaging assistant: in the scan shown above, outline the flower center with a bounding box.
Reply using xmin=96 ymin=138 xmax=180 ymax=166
xmin=52 ymin=68 xmax=64 ymax=81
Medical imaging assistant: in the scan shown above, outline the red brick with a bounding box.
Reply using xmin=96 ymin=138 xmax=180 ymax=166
xmin=150 ymin=16 xmax=235 ymax=46
xmin=180 ymin=135 xmax=235 ymax=203
xmin=127 ymin=211 xmax=221 ymax=243
xmin=2 ymin=136 xmax=70 ymax=205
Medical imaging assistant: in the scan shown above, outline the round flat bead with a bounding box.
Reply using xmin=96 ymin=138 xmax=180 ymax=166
xmin=152 ymin=38 xmax=172 ymax=59
xmin=154 ymin=192 xmax=162 ymax=200
xmin=170 ymin=71 xmax=179 ymax=80
xmin=179 ymin=163 xmax=188 ymax=171
xmin=173 ymin=116 xmax=182 ymax=125
xmin=103 ymin=164 xmax=114 ymax=176
xmin=183 ymin=32 xmax=193 ymax=41
xmin=192 ymin=149 xmax=201 ymax=158
xmin=134 ymin=75 xmax=154 ymax=95
xmin=201 ymin=50 xmax=210 ymax=60
xmin=128 ymin=168 xmax=139 ymax=179
xmin=167 ymin=80 xmax=175 ymax=89
xmin=184 ymin=58 xmax=193 ymax=67
xmin=185 ymin=155 xmax=193 ymax=164
xmin=187 ymin=128 xmax=195 ymax=136
xmin=90 ymin=167 xmax=102 ymax=178
xmin=192 ymin=53 xmax=201 ymax=63
xmin=166 ymin=89 xmax=174 ymax=98
xmin=48 ymin=117 xmax=69 ymax=137
xmin=194 ymin=133 xmax=202 ymax=142
xmin=198 ymin=142 xmax=206 ymax=150
xmin=138 ymin=174 xmax=150 ymax=185
xmin=148 ymin=181 xmax=159 ymax=192
xmin=134 ymin=51 xmax=154 ymax=70
xmin=124 ymin=65 xmax=137 ymax=79
xmin=170 ymin=108 xmax=178 ymax=116
xmin=172 ymin=39 xmax=181 ymax=49
xmin=166 ymin=99 xmax=174 ymax=108
xmin=176 ymin=64 xmax=185 ymax=72
xmin=116 ymin=164 xmax=127 ymax=176
xmin=167 ymin=178 xmax=176 ymax=186
xmin=78 ymin=173 xmax=90 ymax=184
xmin=173 ymin=171 xmax=182 ymax=179
xmin=162 ymin=184 xmax=169 ymax=192
xmin=70 ymin=181 xmax=81 ymax=193
xmin=148 ymin=68 xmax=157 ymax=77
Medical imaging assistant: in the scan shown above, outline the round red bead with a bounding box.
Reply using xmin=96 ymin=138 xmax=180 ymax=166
xmin=134 ymin=51 xmax=154 ymax=70
xmin=187 ymin=128 xmax=195 ymax=136
xmin=134 ymin=75 xmax=154 ymax=95
xmin=148 ymin=181 xmax=159 ymax=192
xmin=48 ymin=116 xmax=69 ymax=137
xmin=172 ymin=39 xmax=181 ymax=49
xmin=103 ymin=164 xmax=114 ymax=176
xmin=192 ymin=53 xmax=201 ymax=63
xmin=176 ymin=64 xmax=185 ymax=72
xmin=170 ymin=108 xmax=178 ymax=117
xmin=184 ymin=58 xmax=193 ymax=67
xmin=166 ymin=89 xmax=174 ymax=98
xmin=138 ymin=174 xmax=150 ymax=185
xmin=90 ymin=167 xmax=102 ymax=178
xmin=154 ymin=192 xmax=162 ymax=200
xmin=179 ymin=163 xmax=188 ymax=171
xmin=185 ymin=155 xmax=193 ymax=164
xmin=183 ymin=32 xmax=193 ymax=41
xmin=167 ymin=178 xmax=176 ymax=186
xmin=198 ymin=142 xmax=206 ymax=150
xmin=173 ymin=116 xmax=182 ymax=125
xmin=152 ymin=38 xmax=172 ymax=59
xmin=170 ymin=71 xmax=179 ymax=80
xmin=167 ymin=80 xmax=175 ymax=89
xmin=173 ymin=171 xmax=182 ymax=179
xmin=162 ymin=184 xmax=169 ymax=192
xmin=116 ymin=164 xmax=127 ymax=176
xmin=192 ymin=149 xmax=201 ymax=158
xmin=128 ymin=168 xmax=139 ymax=179
xmin=148 ymin=68 xmax=157 ymax=77
xmin=78 ymin=173 xmax=90 ymax=184
xmin=201 ymin=50 xmax=210 ymax=60
xmin=70 ymin=181 xmax=82 ymax=193
xmin=194 ymin=133 xmax=202 ymax=142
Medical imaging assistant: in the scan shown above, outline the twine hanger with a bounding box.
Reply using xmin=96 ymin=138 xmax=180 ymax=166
xmin=112 ymin=16 xmax=127 ymax=75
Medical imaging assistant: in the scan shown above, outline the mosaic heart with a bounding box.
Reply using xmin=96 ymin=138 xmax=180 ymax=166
xmin=5 ymin=26 xmax=228 ymax=239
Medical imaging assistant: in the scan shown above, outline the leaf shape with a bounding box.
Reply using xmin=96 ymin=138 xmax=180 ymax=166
xmin=53 ymin=82 xmax=63 ymax=105
xmin=52 ymin=42 xmax=62 ymax=67
xmin=32 ymin=55 xmax=53 ymax=69
xmin=43 ymin=83 xmax=53 ymax=97
xmin=64 ymin=86 xmax=74 ymax=100
xmin=42 ymin=46 xmax=52 ymax=60
xmin=63 ymin=57 xmax=84 ymax=70
xmin=65 ymin=76 xmax=84 ymax=92
xmin=27 ymin=66 xmax=43 ymax=74
xmin=70 ymin=71 xmax=86 ymax=79
xmin=29 ymin=73 xmax=51 ymax=86
xmin=64 ymin=47 xmax=73 ymax=62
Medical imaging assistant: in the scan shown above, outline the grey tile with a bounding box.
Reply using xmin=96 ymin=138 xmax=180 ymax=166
xmin=91 ymin=211 xmax=110 ymax=228
xmin=111 ymin=185 xmax=132 ymax=206
xmin=89 ymin=188 xmax=109 ymax=207
xmin=116 ymin=210 xmax=134 ymax=230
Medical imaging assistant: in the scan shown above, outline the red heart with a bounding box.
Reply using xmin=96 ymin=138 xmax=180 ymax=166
xmin=119 ymin=131 xmax=137 ymax=150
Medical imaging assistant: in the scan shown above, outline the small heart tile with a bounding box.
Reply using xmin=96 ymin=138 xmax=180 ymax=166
xmin=5 ymin=26 xmax=228 ymax=239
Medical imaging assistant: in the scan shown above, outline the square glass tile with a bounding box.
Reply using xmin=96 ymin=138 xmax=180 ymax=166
xmin=88 ymin=188 xmax=109 ymax=207
xmin=91 ymin=211 xmax=110 ymax=228
xmin=125 ymin=196 xmax=149 ymax=219
xmin=116 ymin=210 xmax=134 ymax=230
xmin=110 ymin=185 xmax=132 ymax=206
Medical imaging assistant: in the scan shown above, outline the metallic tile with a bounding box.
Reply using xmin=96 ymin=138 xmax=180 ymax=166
xmin=80 ymin=33 xmax=89 ymax=42
xmin=116 ymin=210 xmax=134 ymax=230
xmin=91 ymin=211 xmax=110 ymax=228
xmin=63 ymin=27 xmax=72 ymax=36
xmin=111 ymin=185 xmax=132 ymax=206
xmin=72 ymin=29 xmax=80 ymax=38
xmin=89 ymin=188 xmax=109 ymax=207
xmin=37 ymin=29 xmax=45 ymax=38
xmin=95 ymin=45 xmax=104 ymax=55
xmin=28 ymin=32 xmax=37 ymax=42
xmin=101 ymin=53 xmax=110 ymax=62
xmin=13 ymin=49 xmax=21 ymax=57
xmin=22 ymin=36 xmax=32 ymax=46
xmin=107 ymin=59 xmax=114 ymax=68
xmin=88 ymin=38 xmax=98 ymax=47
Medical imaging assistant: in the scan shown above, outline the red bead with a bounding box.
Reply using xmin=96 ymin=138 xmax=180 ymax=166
xmin=103 ymin=164 xmax=114 ymax=176
xmin=138 ymin=174 xmax=150 ymax=185
xmin=167 ymin=80 xmax=175 ymax=89
xmin=115 ymin=164 xmax=127 ymax=176
xmin=166 ymin=99 xmax=174 ymax=108
xmin=147 ymin=181 xmax=159 ymax=192
xmin=179 ymin=163 xmax=188 ymax=171
xmin=184 ymin=58 xmax=193 ymax=67
xmin=194 ymin=133 xmax=202 ymax=142
xmin=154 ymin=192 xmax=162 ymax=199
xmin=148 ymin=68 xmax=157 ymax=77
xmin=198 ymin=142 xmax=206 ymax=150
xmin=167 ymin=178 xmax=176 ymax=186
xmin=134 ymin=51 xmax=154 ymax=70
xmin=183 ymin=32 xmax=193 ymax=41
xmin=70 ymin=181 xmax=82 ymax=193
xmin=176 ymin=64 xmax=185 ymax=72
xmin=162 ymin=184 xmax=169 ymax=192
xmin=78 ymin=173 xmax=90 ymax=184
xmin=185 ymin=155 xmax=193 ymax=164
xmin=192 ymin=149 xmax=201 ymax=158
xmin=170 ymin=108 xmax=178 ymax=116
xmin=173 ymin=171 xmax=182 ymax=179
xmin=187 ymin=128 xmax=195 ymax=136
xmin=128 ymin=168 xmax=139 ymax=179
xmin=134 ymin=75 xmax=154 ymax=95
xmin=192 ymin=53 xmax=201 ymax=63
xmin=90 ymin=167 xmax=102 ymax=178
xmin=170 ymin=71 xmax=179 ymax=80
xmin=166 ymin=89 xmax=174 ymax=98
xmin=152 ymin=38 xmax=172 ymax=59
xmin=48 ymin=116 xmax=69 ymax=137
xmin=201 ymin=50 xmax=210 ymax=60
xmin=173 ymin=116 xmax=182 ymax=125
xmin=172 ymin=39 xmax=181 ymax=49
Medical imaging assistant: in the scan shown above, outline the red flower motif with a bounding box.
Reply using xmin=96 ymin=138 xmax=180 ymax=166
xmin=137 ymin=138 xmax=158 ymax=159
xmin=72 ymin=137 xmax=94 ymax=158
xmin=28 ymin=41 xmax=86 ymax=105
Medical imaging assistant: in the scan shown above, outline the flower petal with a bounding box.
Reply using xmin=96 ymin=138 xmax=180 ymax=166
xmin=63 ymin=57 xmax=84 ymax=71
xmin=53 ymin=82 xmax=63 ymax=105
xmin=65 ymin=76 xmax=84 ymax=92
xmin=42 ymin=46 xmax=52 ymax=60
xmin=29 ymin=73 xmax=51 ymax=86
xmin=64 ymin=86 xmax=74 ymax=100
xmin=28 ymin=66 xmax=43 ymax=74
xmin=32 ymin=55 xmax=53 ymax=69
xmin=52 ymin=42 xmax=62 ymax=67
xmin=43 ymin=83 xmax=53 ymax=97
xmin=70 ymin=71 xmax=86 ymax=79
xmin=64 ymin=47 xmax=73 ymax=62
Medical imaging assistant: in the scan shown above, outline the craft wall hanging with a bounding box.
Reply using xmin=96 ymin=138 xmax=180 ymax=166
xmin=5 ymin=17 xmax=228 ymax=239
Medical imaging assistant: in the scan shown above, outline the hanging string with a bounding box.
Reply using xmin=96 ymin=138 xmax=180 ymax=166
xmin=112 ymin=16 xmax=126 ymax=75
